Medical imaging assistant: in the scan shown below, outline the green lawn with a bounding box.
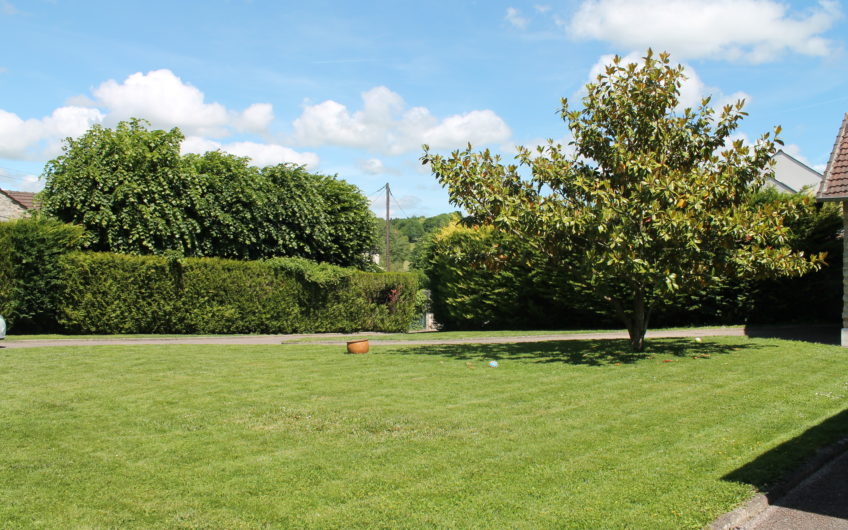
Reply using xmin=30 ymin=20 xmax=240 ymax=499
xmin=3 ymin=333 xmax=241 ymax=341
xmin=1 ymin=337 xmax=846 ymax=528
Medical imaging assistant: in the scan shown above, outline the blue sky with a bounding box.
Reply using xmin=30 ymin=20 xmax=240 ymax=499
xmin=1 ymin=0 xmax=846 ymax=216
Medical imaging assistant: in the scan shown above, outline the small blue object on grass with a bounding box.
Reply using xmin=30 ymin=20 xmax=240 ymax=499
xmin=488 ymin=360 xmax=498 ymax=368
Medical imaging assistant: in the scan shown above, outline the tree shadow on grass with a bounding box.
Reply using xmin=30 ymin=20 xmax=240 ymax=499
xmin=389 ymin=338 xmax=761 ymax=366
xmin=744 ymin=324 xmax=840 ymax=345
xmin=722 ymin=408 xmax=848 ymax=519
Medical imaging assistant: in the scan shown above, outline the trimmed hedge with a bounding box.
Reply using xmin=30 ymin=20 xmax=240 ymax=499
xmin=56 ymin=253 xmax=417 ymax=334
xmin=0 ymin=216 xmax=83 ymax=332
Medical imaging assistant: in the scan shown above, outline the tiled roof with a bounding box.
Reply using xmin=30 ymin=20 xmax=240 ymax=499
xmin=0 ymin=189 xmax=38 ymax=209
xmin=816 ymin=113 xmax=848 ymax=201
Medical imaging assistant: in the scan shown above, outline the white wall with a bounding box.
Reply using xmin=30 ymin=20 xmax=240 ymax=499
xmin=771 ymin=151 xmax=822 ymax=194
xmin=0 ymin=193 xmax=27 ymax=221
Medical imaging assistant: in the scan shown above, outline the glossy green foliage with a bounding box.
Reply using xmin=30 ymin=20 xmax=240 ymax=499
xmin=423 ymin=50 xmax=823 ymax=349
xmin=41 ymin=120 xmax=377 ymax=267
xmin=745 ymin=190 xmax=842 ymax=324
xmin=0 ymin=216 xmax=83 ymax=332
xmin=424 ymin=191 xmax=843 ymax=330
xmin=56 ymin=253 xmax=418 ymax=334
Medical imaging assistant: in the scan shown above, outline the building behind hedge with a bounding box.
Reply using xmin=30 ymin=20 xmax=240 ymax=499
xmin=815 ymin=112 xmax=848 ymax=346
xmin=0 ymin=189 xmax=36 ymax=221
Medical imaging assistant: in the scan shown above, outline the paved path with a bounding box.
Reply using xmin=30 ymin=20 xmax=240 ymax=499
xmin=745 ymin=450 xmax=848 ymax=529
xmin=0 ymin=327 xmax=744 ymax=349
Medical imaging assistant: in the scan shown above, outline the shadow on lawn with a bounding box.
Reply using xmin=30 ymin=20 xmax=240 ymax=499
xmin=391 ymin=338 xmax=760 ymax=366
xmin=722 ymin=408 xmax=848 ymax=519
xmin=744 ymin=324 xmax=840 ymax=345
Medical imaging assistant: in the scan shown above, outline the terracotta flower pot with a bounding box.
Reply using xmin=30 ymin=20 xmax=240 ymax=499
xmin=346 ymin=339 xmax=369 ymax=354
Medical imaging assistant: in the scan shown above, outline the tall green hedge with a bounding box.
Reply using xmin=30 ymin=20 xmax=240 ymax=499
xmin=0 ymin=216 xmax=83 ymax=332
xmin=56 ymin=253 xmax=417 ymax=334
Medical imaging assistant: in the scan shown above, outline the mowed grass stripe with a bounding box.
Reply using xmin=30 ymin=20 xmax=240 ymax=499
xmin=0 ymin=337 xmax=846 ymax=528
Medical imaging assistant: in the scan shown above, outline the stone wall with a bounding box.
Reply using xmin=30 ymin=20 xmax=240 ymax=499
xmin=0 ymin=193 xmax=28 ymax=222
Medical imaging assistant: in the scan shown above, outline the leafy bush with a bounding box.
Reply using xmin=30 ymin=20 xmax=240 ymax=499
xmin=41 ymin=119 xmax=377 ymax=267
xmin=0 ymin=216 xmax=83 ymax=332
xmin=423 ymin=222 xmax=614 ymax=330
xmin=424 ymin=193 xmax=842 ymax=330
xmin=56 ymin=253 xmax=417 ymax=334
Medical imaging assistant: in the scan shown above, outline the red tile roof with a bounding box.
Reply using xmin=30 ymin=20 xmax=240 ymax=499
xmin=817 ymin=113 xmax=848 ymax=201
xmin=0 ymin=189 xmax=38 ymax=210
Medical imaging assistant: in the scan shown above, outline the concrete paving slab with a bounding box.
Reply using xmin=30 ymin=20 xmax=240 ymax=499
xmin=745 ymin=450 xmax=848 ymax=529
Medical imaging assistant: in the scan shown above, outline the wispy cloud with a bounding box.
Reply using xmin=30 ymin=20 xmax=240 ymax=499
xmin=0 ymin=0 xmax=20 ymax=15
xmin=505 ymin=7 xmax=529 ymax=29
xmin=311 ymin=58 xmax=378 ymax=65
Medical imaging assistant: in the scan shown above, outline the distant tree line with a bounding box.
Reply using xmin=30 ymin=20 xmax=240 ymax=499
xmin=372 ymin=212 xmax=456 ymax=272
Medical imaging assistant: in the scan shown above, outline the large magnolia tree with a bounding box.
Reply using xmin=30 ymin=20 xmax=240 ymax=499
xmin=423 ymin=50 xmax=824 ymax=351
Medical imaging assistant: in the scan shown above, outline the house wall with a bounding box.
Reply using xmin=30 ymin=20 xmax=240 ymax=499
xmin=772 ymin=152 xmax=822 ymax=193
xmin=0 ymin=193 xmax=27 ymax=221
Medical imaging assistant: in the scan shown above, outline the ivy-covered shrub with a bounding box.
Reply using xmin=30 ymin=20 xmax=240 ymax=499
xmin=0 ymin=216 xmax=83 ymax=332
xmin=56 ymin=253 xmax=417 ymax=334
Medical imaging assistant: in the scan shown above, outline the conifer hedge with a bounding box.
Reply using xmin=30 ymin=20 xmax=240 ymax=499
xmin=0 ymin=229 xmax=417 ymax=334
xmin=55 ymin=253 xmax=417 ymax=334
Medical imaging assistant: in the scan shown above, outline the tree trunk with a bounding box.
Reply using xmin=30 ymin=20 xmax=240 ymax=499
xmin=612 ymin=293 xmax=650 ymax=352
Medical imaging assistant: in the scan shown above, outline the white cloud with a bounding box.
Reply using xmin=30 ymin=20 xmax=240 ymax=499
xmin=92 ymin=69 xmax=274 ymax=137
xmin=0 ymin=69 xmax=286 ymax=163
xmin=0 ymin=106 xmax=104 ymax=159
xmin=505 ymin=7 xmax=529 ymax=29
xmin=181 ymin=136 xmax=319 ymax=169
xmin=360 ymin=158 xmax=388 ymax=174
xmin=370 ymin=193 xmax=424 ymax=217
xmin=584 ymin=53 xmax=751 ymax=111
xmin=293 ymin=86 xmax=511 ymax=155
xmin=94 ymin=70 xmax=229 ymax=136
xmin=180 ymin=136 xmax=223 ymax=155
xmin=235 ymin=103 xmax=274 ymax=133
xmin=534 ymin=5 xmax=551 ymax=14
xmin=17 ymin=174 xmax=41 ymax=192
xmin=0 ymin=167 xmax=41 ymax=191
xmin=568 ymin=0 xmax=841 ymax=63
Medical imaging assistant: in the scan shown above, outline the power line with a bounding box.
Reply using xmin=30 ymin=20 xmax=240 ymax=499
xmin=388 ymin=187 xmax=411 ymax=219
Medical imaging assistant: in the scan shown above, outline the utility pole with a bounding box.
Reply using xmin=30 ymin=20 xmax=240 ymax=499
xmin=385 ymin=183 xmax=391 ymax=272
